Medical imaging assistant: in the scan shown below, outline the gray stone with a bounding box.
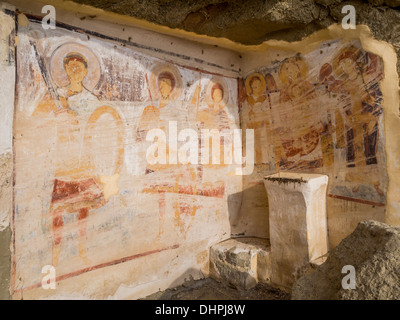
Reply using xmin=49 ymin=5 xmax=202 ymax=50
xmin=292 ymin=220 xmax=400 ymax=300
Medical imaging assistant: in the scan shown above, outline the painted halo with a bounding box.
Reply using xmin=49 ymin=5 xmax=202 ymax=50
xmin=50 ymin=42 xmax=101 ymax=91
xmin=245 ymin=72 xmax=267 ymax=96
xmin=149 ymin=63 xmax=183 ymax=101
xmin=205 ymin=77 xmax=229 ymax=106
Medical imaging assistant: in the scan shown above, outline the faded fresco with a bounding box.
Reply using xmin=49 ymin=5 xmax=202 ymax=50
xmin=241 ymin=39 xmax=387 ymax=207
xmin=13 ymin=21 xmax=241 ymax=292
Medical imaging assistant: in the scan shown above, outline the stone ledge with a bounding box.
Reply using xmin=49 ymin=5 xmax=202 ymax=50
xmin=209 ymin=237 xmax=271 ymax=290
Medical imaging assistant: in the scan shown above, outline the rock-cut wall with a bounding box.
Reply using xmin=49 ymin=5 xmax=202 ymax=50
xmin=0 ymin=0 xmax=399 ymax=300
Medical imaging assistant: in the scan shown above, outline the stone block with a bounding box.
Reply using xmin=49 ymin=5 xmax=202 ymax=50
xmin=264 ymin=172 xmax=329 ymax=289
xmin=210 ymin=237 xmax=271 ymax=290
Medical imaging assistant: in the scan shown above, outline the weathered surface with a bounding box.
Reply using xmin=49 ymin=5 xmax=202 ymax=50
xmin=72 ymin=0 xmax=400 ymax=79
xmin=292 ymin=220 xmax=400 ymax=300
xmin=0 ymin=226 xmax=11 ymax=300
xmin=0 ymin=6 xmax=15 ymax=300
xmin=210 ymin=237 xmax=271 ymax=290
xmin=0 ymin=154 xmax=12 ymax=299
xmin=264 ymin=173 xmax=329 ymax=289
xmin=9 ymin=6 xmax=242 ymax=299
xmin=0 ymin=153 xmax=12 ymax=230
xmin=241 ymin=31 xmax=391 ymax=247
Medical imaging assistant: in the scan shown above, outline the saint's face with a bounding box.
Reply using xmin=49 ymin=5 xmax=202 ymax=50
xmin=339 ymin=58 xmax=359 ymax=81
xmin=283 ymin=62 xmax=301 ymax=83
xmin=212 ymin=88 xmax=223 ymax=104
xmin=250 ymin=78 xmax=263 ymax=96
xmin=159 ymin=78 xmax=173 ymax=99
xmin=65 ymin=60 xmax=88 ymax=84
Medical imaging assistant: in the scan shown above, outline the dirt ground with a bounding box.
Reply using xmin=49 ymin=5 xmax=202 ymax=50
xmin=142 ymin=277 xmax=290 ymax=300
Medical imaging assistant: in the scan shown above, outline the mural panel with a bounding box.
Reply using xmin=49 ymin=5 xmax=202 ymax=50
xmin=241 ymin=39 xmax=387 ymax=207
xmin=13 ymin=20 xmax=241 ymax=292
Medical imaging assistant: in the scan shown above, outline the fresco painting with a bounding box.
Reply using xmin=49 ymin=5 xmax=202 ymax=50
xmin=35 ymin=43 xmax=125 ymax=266
xmin=241 ymin=39 xmax=387 ymax=206
xmin=13 ymin=21 xmax=240 ymax=292
xmin=12 ymin=16 xmax=389 ymax=296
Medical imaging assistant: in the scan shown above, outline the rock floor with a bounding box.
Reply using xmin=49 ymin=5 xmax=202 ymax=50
xmin=141 ymin=277 xmax=290 ymax=300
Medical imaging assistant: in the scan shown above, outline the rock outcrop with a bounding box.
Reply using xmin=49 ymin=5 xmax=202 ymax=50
xmin=292 ymin=220 xmax=400 ymax=300
xmin=72 ymin=0 xmax=400 ymax=78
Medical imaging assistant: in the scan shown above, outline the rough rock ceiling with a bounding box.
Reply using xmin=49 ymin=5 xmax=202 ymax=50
xmin=71 ymin=0 xmax=400 ymax=45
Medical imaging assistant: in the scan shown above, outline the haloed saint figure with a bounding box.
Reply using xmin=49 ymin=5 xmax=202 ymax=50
xmin=138 ymin=68 xmax=185 ymax=136
xmin=195 ymin=81 xmax=230 ymax=132
xmin=48 ymin=51 xmax=105 ymax=267
xmin=208 ymin=83 xmax=230 ymax=130
xmin=138 ymin=64 xmax=197 ymax=239
xmin=332 ymin=46 xmax=382 ymax=168
xmin=244 ymin=73 xmax=270 ymax=164
xmin=58 ymin=52 xmax=99 ymax=110
xmin=277 ymin=56 xmax=323 ymax=165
